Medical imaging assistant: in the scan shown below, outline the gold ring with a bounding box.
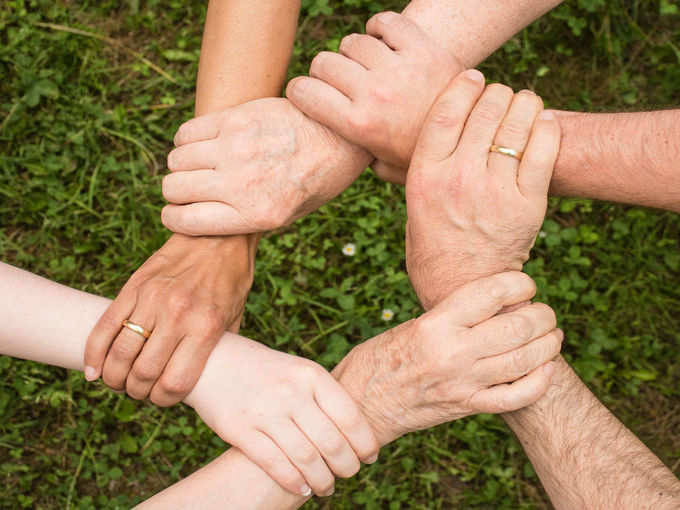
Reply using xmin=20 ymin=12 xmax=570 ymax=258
xmin=490 ymin=144 xmax=524 ymax=161
xmin=122 ymin=320 xmax=152 ymax=340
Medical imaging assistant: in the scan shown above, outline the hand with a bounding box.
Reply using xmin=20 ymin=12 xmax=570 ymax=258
xmin=286 ymin=11 xmax=463 ymax=182
xmin=185 ymin=334 xmax=380 ymax=498
xmin=405 ymin=71 xmax=561 ymax=309
xmin=333 ymin=272 xmax=562 ymax=446
xmin=84 ymin=234 xmax=256 ymax=406
xmin=161 ymin=97 xmax=371 ymax=236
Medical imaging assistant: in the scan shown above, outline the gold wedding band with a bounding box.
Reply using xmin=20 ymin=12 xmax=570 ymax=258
xmin=122 ymin=320 xmax=152 ymax=340
xmin=490 ymin=144 xmax=524 ymax=161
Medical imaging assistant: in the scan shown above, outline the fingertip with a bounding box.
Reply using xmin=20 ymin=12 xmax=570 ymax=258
xmin=462 ymin=69 xmax=485 ymax=84
xmin=538 ymin=110 xmax=555 ymax=121
xmin=285 ymin=77 xmax=308 ymax=100
xmin=84 ymin=365 xmax=99 ymax=382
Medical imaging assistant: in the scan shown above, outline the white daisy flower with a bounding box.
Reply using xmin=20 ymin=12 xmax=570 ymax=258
xmin=381 ymin=309 xmax=394 ymax=321
xmin=342 ymin=243 xmax=356 ymax=256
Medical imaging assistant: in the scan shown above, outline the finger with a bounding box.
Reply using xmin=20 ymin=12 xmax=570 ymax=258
xmin=235 ymin=430 xmax=312 ymax=497
xmin=365 ymin=11 xmax=428 ymax=53
xmin=161 ymin=202 xmax=253 ymax=237
xmin=309 ymin=51 xmax=366 ymax=98
xmin=474 ymin=329 xmax=564 ymax=385
xmin=167 ymin=140 xmax=219 ymax=172
xmin=162 ymin=170 xmax=224 ymax=205
xmin=488 ymin=90 xmax=543 ymax=187
xmin=286 ymin=77 xmax=354 ymax=139
xmin=410 ymin=69 xmax=486 ymax=163
xmin=149 ymin=333 xmax=218 ymax=406
xmin=338 ymin=33 xmax=394 ymax=69
xmin=456 ymin=83 xmax=514 ymax=161
xmin=517 ymin=110 xmax=561 ymax=199
xmin=371 ymin=160 xmax=407 ymax=185
xmin=173 ymin=112 xmax=223 ymax=147
xmin=437 ymin=271 xmax=537 ymax=327
xmin=471 ymin=302 xmax=557 ymax=358
xmin=314 ymin=379 xmax=380 ymax=464
xmin=101 ymin=306 xmax=155 ymax=391
xmin=293 ymin=405 xmax=360 ymax=480
xmin=469 ymin=361 xmax=557 ymax=414
xmin=125 ymin=323 xmax=181 ymax=401
xmin=84 ymin=290 xmax=136 ymax=380
xmin=263 ymin=420 xmax=335 ymax=497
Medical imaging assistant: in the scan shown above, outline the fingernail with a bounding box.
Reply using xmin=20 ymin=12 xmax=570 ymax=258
xmin=291 ymin=78 xmax=308 ymax=96
xmin=84 ymin=366 xmax=98 ymax=381
xmin=300 ymin=485 xmax=312 ymax=497
xmin=543 ymin=362 xmax=556 ymax=377
xmin=464 ymin=69 xmax=485 ymax=83
xmin=365 ymin=453 xmax=379 ymax=464
xmin=323 ymin=487 xmax=335 ymax=497
xmin=539 ymin=110 xmax=555 ymax=121
xmin=519 ymin=89 xmax=536 ymax=95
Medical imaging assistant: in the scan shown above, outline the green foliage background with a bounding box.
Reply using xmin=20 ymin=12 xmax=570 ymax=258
xmin=1 ymin=0 xmax=679 ymax=508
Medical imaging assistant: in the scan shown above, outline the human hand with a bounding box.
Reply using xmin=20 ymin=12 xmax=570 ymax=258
xmin=405 ymin=71 xmax=561 ymax=309
xmin=161 ymin=97 xmax=371 ymax=236
xmin=333 ymin=272 xmax=561 ymax=446
xmin=184 ymin=334 xmax=380 ymax=498
xmin=286 ymin=11 xmax=463 ymax=183
xmin=84 ymin=234 xmax=256 ymax=406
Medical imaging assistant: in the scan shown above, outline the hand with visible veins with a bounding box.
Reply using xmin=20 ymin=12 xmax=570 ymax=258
xmin=332 ymin=272 xmax=562 ymax=446
xmin=287 ymin=11 xmax=464 ymax=184
xmin=403 ymin=70 xmax=560 ymax=309
xmin=84 ymin=234 xmax=256 ymax=406
xmin=160 ymin=97 xmax=371 ymax=237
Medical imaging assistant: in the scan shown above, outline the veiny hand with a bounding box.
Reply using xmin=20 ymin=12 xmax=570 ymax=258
xmin=84 ymin=234 xmax=256 ymax=406
xmin=405 ymin=71 xmax=561 ymax=309
xmin=161 ymin=97 xmax=371 ymax=236
xmin=286 ymin=11 xmax=463 ymax=183
xmin=184 ymin=334 xmax=380 ymax=498
xmin=333 ymin=272 xmax=562 ymax=446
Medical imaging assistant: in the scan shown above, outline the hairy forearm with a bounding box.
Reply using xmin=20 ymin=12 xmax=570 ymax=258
xmin=402 ymin=0 xmax=563 ymax=66
xmin=504 ymin=357 xmax=680 ymax=510
xmin=550 ymin=110 xmax=680 ymax=212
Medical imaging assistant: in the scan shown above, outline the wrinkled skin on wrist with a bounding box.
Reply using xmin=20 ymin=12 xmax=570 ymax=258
xmin=161 ymin=98 xmax=371 ymax=237
xmin=333 ymin=273 xmax=562 ymax=446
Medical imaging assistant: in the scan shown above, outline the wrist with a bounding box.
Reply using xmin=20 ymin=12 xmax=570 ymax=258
xmin=502 ymin=355 xmax=580 ymax=433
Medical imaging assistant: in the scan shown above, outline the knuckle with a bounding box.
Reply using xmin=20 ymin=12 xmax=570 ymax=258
xmin=508 ymin=313 xmax=534 ymax=342
xmin=159 ymin=371 xmax=192 ymax=397
xmin=295 ymin=443 xmax=319 ymax=465
xmin=131 ymin=361 xmax=164 ymax=383
xmin=368 ymin=84 xmax=396 ymax=105
xmin=323 ymin=434 xmax=346 ymax=457
xmin=508 ymin=348 xmax=529 ymax=377
xmin=109 ymin=340 xmax=138 ymax=361
xmin=167 ymin=292 xmax=192 ymax=316
xmin=429 ymin=102 xmax=464 ymax=129
xmin=500 ymin=119 xmax=528 ymax=140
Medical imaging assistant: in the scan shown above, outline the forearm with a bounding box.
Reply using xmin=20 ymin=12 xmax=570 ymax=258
xmin=169 ymin=0 xmax=303 ymax=314
xmin=504 ymin=356 xmax=680 ymax=510
xmin=196 ymin=0 xmax=301 ymax=115
xmin=550 ymin=110 xmax=680 ymax=212
xmin=402 ymin=0 xmax=563 ymax=66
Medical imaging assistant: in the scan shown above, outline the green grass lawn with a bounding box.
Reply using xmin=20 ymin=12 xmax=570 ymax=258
xmin=1 ymin=0 xmax=679 ymax=508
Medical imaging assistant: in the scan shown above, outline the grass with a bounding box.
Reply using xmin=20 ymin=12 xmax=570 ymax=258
xmin=1 ymin=0 xmax=679 ymax=508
